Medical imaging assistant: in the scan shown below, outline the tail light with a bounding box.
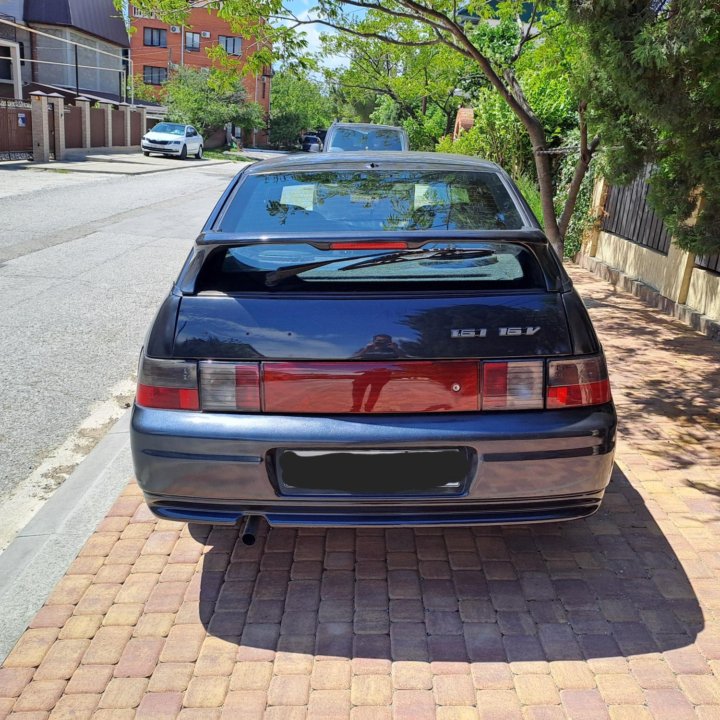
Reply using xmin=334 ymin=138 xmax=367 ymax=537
xmin=199 ymin=361 xmax=260 ymax=411
xmin=482 ymin=361 xmax=544 ymax=410
xmin=263 ymin=361 xmax=479 ymax=414
xmin=547 ymin=356 xmax=611 ymax=409
xmin=137 ymin=355 xmax=611 ymax=414
xmin=136 ymin=356 xmax=199 ymax=410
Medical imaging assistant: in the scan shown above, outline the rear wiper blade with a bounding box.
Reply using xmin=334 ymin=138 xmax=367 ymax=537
xmin=264 ymin=248 xmax=491 ymax=287
xmin=339 ymin=247 xmax=492 ymax=271
xmin=264 ymin=252 xmax=384 ymax=287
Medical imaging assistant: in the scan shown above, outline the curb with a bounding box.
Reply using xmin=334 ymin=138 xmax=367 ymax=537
xmin=576 ymin=253 xmax=720 ymax=342
xmin=30 ymin=158 xmax=234 ymax=177
xmin=0 ymin=409 xmax=133 ymax=663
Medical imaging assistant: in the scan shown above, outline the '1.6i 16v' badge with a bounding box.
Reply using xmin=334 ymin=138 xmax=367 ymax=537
xmin=451 ymin=327 xmax=541 ymax=338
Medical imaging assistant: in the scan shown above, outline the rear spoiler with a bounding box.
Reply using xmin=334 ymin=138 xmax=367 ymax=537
xmin=172 ymin=234 xmax=573 ymax=295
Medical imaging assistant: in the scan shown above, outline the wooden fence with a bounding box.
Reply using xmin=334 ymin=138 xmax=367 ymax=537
xmin=696 ymin=253 xmax=720 ymax=274
xmin=602 ymin=166 xmax=672 ymax=255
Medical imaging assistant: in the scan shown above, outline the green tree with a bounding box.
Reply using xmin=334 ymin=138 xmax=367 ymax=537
xmin=122 ymin=0 xmax=598 ymax=256
xmin=164 ymin=66 xmax=265 ymax=137
xmin=269 ymin=70 xmax=334 ymax=147
xmin=324 ymin=26 xmax=464 ymax=148
xmin=436 ymin=13 xmax=593 ymax=255
xmin=572 ymin=0 xmax=720 ymax=255
xmin=128 ymin=74 xmax=164 ymax=104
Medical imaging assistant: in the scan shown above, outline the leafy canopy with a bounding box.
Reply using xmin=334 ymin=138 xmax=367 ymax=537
xmin=573 ymin=0 xmax=720 ymax=254
xmin=164 ymin=66 xmax=265 ymax=135
xmin=269 ymin=70 xmax=334 ymax=146
xmin=322 ymin=15 xmax=465 ymax=148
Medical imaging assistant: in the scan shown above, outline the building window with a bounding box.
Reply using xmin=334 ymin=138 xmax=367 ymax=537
xmin=143 ymin=66 xmax=167 ymax=85
xmin=185 ymin=32 xmax=200 ymax=52
xmin=218 ymin=35 xmax=242 ymax=55
xmin=143 ymin=28 xmax=167 ymax=47
xmin=262 ymin=76 xmax=266 ymax=99
xmin=0 ymin=47 xmax=11 ymax=82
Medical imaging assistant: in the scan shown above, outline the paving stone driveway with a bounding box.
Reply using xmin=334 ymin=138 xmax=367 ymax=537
xmin=1 ymin=265 xmax=719 ymax=720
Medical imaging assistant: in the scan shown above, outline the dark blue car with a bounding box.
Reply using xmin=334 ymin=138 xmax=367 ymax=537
xmin=131 ymin=152 xmax=616 ymax=541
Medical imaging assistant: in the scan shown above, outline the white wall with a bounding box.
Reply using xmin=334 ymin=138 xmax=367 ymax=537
xmin=0 ymin=1 xmax=31 ymax=89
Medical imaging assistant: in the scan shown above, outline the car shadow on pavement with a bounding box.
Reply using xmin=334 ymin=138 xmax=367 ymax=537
xmin=189 ymin=463 xmax=703 ymax=663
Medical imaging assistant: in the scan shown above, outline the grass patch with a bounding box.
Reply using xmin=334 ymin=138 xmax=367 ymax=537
xmin=514 ymin=175 xmax=543 ymax=227
xmin=204 ymin=148 xmax=253 ymax=162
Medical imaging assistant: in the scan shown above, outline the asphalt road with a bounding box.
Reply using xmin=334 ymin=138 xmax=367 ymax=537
xmin=0 ymin=157 xmax=243 ymax=547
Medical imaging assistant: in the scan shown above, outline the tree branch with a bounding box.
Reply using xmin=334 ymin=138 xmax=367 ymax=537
xmin=338 ymin=0 xmax=451 ymax=31
xmin=273 ymin=15 xmax=443 ymax=48
xmin=511 ymin=2 xmax=539 ymax=62
xmin=558 ymin=101 xmax=601 ymax=237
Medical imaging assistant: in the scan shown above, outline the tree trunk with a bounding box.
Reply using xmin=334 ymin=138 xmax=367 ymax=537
xmin=494 ymin=67 xmax=564 ymax=257
xmin=445 ymin=109 xmax=455 ymax=136
xmin=527 ymin=126 xmax=564 ymax=258
xmin=558 ymin=155 xmax=590 ymax=239
xmin=558 ymin=109 xmax=599 ymax=239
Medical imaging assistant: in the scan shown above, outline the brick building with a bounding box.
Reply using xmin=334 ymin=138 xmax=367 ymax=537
xmin=129 ymin=1 xmax=271 ymax=145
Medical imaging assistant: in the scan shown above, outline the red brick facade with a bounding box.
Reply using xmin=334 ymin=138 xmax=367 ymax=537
xmin=129 ymin=3 xmax=271 ymax=145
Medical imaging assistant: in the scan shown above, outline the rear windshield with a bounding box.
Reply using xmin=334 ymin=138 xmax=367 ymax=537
xmin=328 ymin=127 xmax=404 ymax=151
xmin=218 ymin=170 xmax=525 ymax=233
xmin=195 ymin=242 xmax=546 ymax=293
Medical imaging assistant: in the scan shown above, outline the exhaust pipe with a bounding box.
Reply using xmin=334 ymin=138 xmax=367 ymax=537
xmin=241 ymin=515 xmax=260 ymax=546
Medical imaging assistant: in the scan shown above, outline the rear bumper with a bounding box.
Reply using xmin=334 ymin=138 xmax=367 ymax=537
xmin=131 ymin=403 xmax=616 ymax=526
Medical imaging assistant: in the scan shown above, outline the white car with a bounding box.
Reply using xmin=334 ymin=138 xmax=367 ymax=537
xmin=141 ymin=122 xmax=203 ymax=160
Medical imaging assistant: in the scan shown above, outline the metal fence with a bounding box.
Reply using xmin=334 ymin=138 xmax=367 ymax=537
xmin=602 ymin=166 xmax=672 ymax=255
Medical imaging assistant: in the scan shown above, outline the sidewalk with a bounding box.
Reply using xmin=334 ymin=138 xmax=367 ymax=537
xmin=0 ymin=265 xmax=718 ymax=720
xmin=0 ymin=151 xmax=235 ymax=203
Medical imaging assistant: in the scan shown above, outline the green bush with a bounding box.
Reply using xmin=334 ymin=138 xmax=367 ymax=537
xmin=514 ymin=175 xmax=544 ymax=228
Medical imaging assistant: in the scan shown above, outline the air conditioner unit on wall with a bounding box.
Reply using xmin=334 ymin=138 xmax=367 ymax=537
xmin=170 ymin=25 xmax=181 ymax=33
xmin=201 ymin=31 xmax=211 ymax=38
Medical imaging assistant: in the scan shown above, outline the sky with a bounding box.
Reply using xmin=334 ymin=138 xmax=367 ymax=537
xmin=282 ymin=0 xmax=348 ymax=71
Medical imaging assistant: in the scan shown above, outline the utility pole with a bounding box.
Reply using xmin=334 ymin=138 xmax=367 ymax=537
xmin=74 ymin=43 xmax=79 ymax=95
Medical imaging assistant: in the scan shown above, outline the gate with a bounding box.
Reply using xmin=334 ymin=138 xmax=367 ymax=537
xmin=65 ymin=104 xmax=83 ymax=148
xmin=0 ymin=99 xmax=33 ymax=160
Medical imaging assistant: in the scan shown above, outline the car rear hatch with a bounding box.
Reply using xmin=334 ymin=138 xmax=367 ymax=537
xmin=137 ymin=239 xmax=612 ymax=498
xmin=152 ymin=238 xmax=602 ymax=417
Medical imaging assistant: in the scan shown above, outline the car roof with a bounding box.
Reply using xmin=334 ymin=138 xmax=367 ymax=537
xmin=328 ymin=122 xmax=405 ymax=131
xmin=243 ymin=151 xmax=503 ymax=176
